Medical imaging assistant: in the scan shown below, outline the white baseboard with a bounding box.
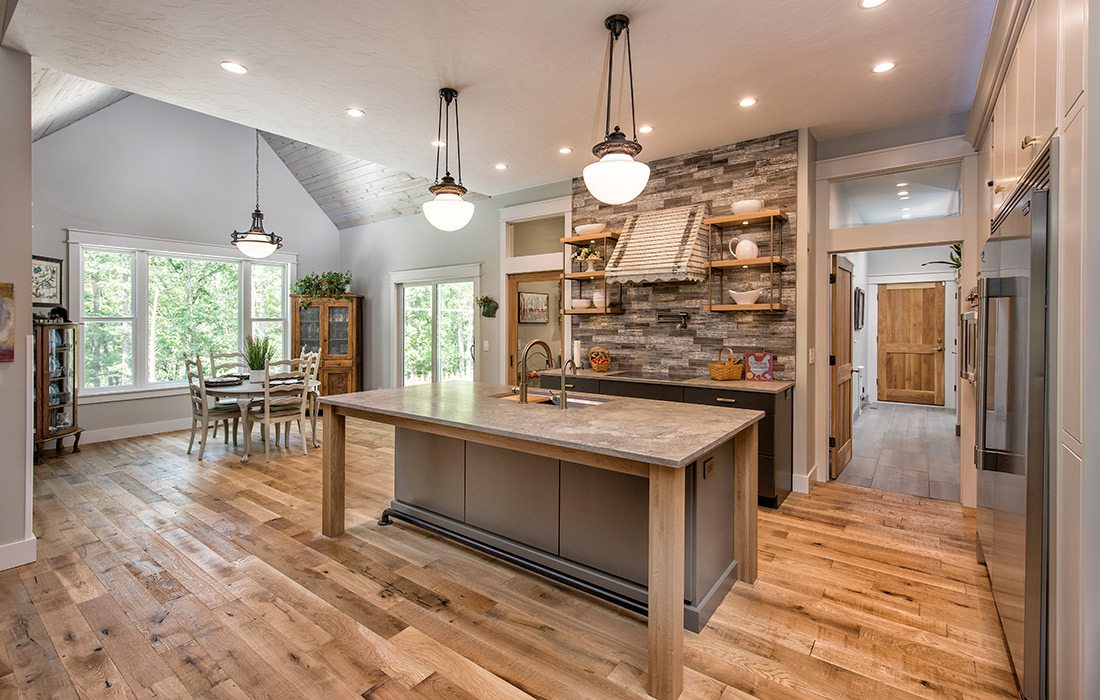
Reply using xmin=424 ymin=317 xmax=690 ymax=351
xmin=793 ymin=463 xmax=818 ymax=494
xmin=0 ymin=536 xmax=37 ymax=571
xmin=82 ymin=417 xmax=192 ymax=445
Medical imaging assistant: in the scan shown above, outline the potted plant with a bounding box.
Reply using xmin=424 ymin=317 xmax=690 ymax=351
xmin=293 ymin=270 xmax=353 ymax=307
xmin=476 ymin=295 xmax=498 ymax=318
xmin=244 ymin=334 xmax=276 ymax=383
xmin=572 ymin=246 xmax=603 ymax=273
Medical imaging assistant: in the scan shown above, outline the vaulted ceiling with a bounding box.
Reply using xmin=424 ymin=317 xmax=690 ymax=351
xmin=31 ymin=61 xmax=129 ymax=141
xmin=7 ymin=0 xmax=995 ymax=197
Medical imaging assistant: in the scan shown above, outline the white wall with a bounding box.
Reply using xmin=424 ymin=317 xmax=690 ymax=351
xmin=31 ymin=95 xmax=342 ymax=440
xmin=0 ymin=47 xmax=35 ymax=570
xmin=339 ymin=182 xmax=571 ymax=390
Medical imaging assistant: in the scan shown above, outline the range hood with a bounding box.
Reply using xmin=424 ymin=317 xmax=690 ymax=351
xmin=604 ymin=204 xmax=709 ymax=284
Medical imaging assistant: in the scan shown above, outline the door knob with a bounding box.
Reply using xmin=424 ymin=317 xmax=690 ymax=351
xmin=936 ymin=338 xmax=944 ymax=352
xmin=1021 ymin=135 xmax=1039 ymax=150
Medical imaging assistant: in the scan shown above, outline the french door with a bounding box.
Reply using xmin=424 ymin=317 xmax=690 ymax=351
xmin=398 ymin=279 xmax=477 ymax=385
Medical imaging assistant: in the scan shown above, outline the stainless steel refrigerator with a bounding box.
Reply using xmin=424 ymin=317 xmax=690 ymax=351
xmin=976 ymin=158 xmax=1050 ymax=699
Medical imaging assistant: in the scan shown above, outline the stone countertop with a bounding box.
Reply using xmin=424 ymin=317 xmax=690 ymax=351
xmin=538 ymin=368 xmax=795 ymax=394
xmin=320 ymin=381 xmax=763 ymax=469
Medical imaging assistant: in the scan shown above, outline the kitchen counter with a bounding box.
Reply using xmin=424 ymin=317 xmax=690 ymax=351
xmin=539 ymin=368 xmax=795 ymax=394
xmin=319 ymin=381 xmax=761 ymax=700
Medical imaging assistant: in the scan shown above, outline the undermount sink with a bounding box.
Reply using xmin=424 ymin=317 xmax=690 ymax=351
xmin=493 ymin=391 xmax=608 ymax=408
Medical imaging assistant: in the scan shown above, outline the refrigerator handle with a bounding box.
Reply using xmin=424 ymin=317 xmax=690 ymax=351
xmin=974 ymin=277 xmax=989 ymax=471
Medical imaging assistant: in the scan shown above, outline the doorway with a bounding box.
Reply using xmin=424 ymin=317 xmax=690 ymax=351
xmin=828 ymin=245 xmax=961 ymax=500
xmin=506 ymin=270 xmax=561 ymax=386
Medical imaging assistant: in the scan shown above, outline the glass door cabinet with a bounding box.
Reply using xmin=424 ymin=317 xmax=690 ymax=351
xmin=34 ymin=322 xmax=84 ymax=461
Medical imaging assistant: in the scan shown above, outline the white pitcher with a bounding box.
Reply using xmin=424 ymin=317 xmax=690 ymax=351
xmin=729 ymin=237 xmax=760 ymax=260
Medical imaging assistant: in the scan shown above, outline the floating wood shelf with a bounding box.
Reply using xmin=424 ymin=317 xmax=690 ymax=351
xmin=563 ymin=270 xmax=606 ymax=280
xmin=564 ymin=307 xmax=625 ymax=315
xmin=703 ymin=210 xmax=788 ymax=227
xmin=705 ymin=303 xmax=788 ymax=313
xmin=561 ymin=231 xmax=619 ymax=246
xmin=706 ymin=256 xmax=790 ymax=270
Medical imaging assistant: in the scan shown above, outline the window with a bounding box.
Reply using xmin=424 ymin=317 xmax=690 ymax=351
xmin=829 ymin=162 xmax=962 ymax=228
xmin=394 ymin=267 xmax=478 ymax=386
xmin=72 ymin=231 xmax=295 ymax=394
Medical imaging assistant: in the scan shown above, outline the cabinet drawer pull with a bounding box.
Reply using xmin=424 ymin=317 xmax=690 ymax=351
xmin=715 ymin=397 xmax=737 ymax=404
xmin=1021 ymin=135 xmax=1039 ymax=150
xmin=564 ymin=384 xmax=575 ymax=389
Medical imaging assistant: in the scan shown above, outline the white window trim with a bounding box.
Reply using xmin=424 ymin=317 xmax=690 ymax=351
xmin=390 ymin=263 xmax=481 ymax=387
xmin=68 ymin=228 xmax=297 ymax=398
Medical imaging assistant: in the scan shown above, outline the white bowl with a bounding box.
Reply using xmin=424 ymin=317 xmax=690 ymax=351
xmin=732 ymin=199 xmax=764 ymax=215
xmin=728 ymin=289 xmax=763 ymax=305
xmin=573 ymin=223 xmax=607 ymax=236
xmin=572 ymin=298 xmax=593 ymax=309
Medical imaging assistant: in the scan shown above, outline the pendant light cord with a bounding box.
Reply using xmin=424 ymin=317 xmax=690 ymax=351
xmin=434 ymin=94 xmax=443 ymax=183
xmin=454 ymin=94 xmax=462 ymax=185
xmin=254 ymin=129 xmax=260 ymax=209
xmin=603 ymin=24 xmax=638 ymax=141
xmin=604 ymin=30 xmax=614 ymax=136
xmin=444 ymin=94 xmax=451 ymax=177
xmin=625 ymin=27 xmax=637 ymax=141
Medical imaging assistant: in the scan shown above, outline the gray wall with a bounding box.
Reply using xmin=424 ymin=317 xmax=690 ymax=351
xmin=571 ymin=131 xmax=799 ymax=380
xmin=0 ymin=47 xmax=33 ymax=566
xmin=31 ymin=95 xmax=343 ymax=437
xmin=339 ymin=181 xmax=571 ymax=389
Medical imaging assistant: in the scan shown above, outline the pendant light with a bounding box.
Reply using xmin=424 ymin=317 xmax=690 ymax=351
xmin=231 ymin=130 xmax=283 ymax=259
xmin=423 ymin=88 xmax=475 ymax=232
xmin=582 ymin=14 xmax=650 ymax=206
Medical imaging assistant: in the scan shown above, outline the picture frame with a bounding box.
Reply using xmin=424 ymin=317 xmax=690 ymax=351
xmin=32 ymin=255 xmax=64 ymax=307
xmin=854 ymin=287 xmax=866 ymax=330
xmin=518 ymin=292 xmax=550 ymax=324
xmin=0 ymin=283 xmax=14 ymax=362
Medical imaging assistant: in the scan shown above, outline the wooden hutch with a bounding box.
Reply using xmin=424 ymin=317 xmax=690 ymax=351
xmin=33 ymin=322 xmax=83 ymax=461
xmin=291 ymin=295 xmax=363 ymax=397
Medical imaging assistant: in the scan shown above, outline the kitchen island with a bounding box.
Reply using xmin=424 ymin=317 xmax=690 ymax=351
xmin=320 ymin=381 xmax=762 ymax=700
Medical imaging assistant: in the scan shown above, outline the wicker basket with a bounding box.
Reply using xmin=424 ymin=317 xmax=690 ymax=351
xmin=708 ymin=347 xmax=743 ymax=381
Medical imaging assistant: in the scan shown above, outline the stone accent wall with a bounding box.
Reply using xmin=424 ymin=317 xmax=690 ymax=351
xmin=570 ymin=130 xmax=798 ymax=380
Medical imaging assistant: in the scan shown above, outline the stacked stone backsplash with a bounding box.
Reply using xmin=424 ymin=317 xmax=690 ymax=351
xmin=570 ymin=130 xmax=798 ymax=380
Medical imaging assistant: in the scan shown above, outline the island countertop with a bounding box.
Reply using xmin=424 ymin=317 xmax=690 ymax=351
xmin=320 ymin=381 xmax=763 ymax=469
xmin=538 ymin=368 xmax=796 ymax=394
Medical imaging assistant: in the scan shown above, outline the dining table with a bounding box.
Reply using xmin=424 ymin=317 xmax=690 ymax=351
xmin=203 ymin=377 xmax=321 ymax=462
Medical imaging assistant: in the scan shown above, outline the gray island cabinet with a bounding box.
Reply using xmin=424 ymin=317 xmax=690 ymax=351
xmin=319 ymin=381 xmax=762 ymax=700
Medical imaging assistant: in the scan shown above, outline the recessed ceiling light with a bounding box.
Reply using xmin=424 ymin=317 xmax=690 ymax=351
xmin=897 ymin=190 xmax=909 ymax=196
xmin=431 ymin=140 xmax=446 ymax=148
xmin=220 ymin=61 xmax=248 ymax=75
xmin=896 ymin=182 xmax=909 ymax=187
xmin=738 ymin=97 xmax=758 ymax=108
xmin=902 ymin=207 xmax=910 ymax=211
xmin=345 ymin=107 xmax=365 ymax=118
xmin=902 ymin=214 xmax=911 ymax=218
xmin=900 ymin=196 xmax=910 ymax=200
xmin=559 ymin=146 xmax=573 ymax=154
xmin=495 ymin=163 xmax=508 ymax=170
xmin=859 ymin=0 xmax=887 ymax=8
xmin=872 ymin=61 xmax=896 ymax=74
xmin=638 ymin=125 xmax=654 ymax=134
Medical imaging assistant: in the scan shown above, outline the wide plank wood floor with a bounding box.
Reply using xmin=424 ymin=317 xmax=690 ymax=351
xmin=1 ymin=421 xmax=1019 ymax=699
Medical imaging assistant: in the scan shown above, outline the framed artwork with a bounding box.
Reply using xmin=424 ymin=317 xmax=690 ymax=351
xmin=744 ymin=352 xmax=774 ymax=381
xmin=0 ymin=283 xmax=14 ymax=362
xmin=518 ymin=292 xmax=550 ymax=324
xmin=854 ymin=287 xmax=866 ymax=330
xmin=32 ymin=256 xmax=64 ymax=307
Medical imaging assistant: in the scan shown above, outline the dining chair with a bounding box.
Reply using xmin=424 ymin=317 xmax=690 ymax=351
xmin=185 ymin=356 xmax=239 ymax=460
xmin=246 ymin=358 xmax=309 ymax=462
xmin=209 ymin=350 xmax=251 ymax=440
xmin=300 ymin=348 xmax=322 ymax=448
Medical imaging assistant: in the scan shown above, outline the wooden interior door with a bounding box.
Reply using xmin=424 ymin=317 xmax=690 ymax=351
xmin=877 ymin=282 xmax=946 ymax=406
xmin=506 ymin=270 xmax=563 ymax=386
xmin=830 ymin=256 xmax=854 ymax=478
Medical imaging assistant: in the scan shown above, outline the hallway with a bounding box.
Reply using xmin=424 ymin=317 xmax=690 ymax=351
xmin=837 ymin=403 xmax=961 ymax=501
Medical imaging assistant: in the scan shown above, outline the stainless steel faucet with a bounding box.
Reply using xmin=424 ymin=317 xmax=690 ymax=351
xmin=518 ymin=339 xmax=553 ymax=404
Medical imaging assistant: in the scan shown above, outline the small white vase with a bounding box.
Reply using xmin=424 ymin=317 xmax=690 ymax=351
xmin=730 ymin=237 xmax=760 ymax=260
xmin=592 ymin=290 xmax=606 ymax=308
xmin=584 ymin=258 xmax=600 ymax=272
xmin=249 ymin=369 xmax=264 ymax=383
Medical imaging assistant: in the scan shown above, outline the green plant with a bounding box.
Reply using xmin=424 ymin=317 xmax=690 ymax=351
xmin=293 ymin=270 xmax=353 ymax=304
xmin=922 ymin=243 xmax=962 ymax=270
xmin=243 ymin=334 xmax=276 ymax=370
xmin=571 ymin=246 xmax=601 ymax=261
xmin=476 ymin=295 xmax=498 ymax=318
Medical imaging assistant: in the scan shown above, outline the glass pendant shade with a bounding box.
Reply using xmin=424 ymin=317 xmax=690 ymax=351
xmin=231 ymin=131 xmax=283 ymax=258
xmin=583 ymin=152 xmax=651 ymax=205
xmin=422 ymin=193 xmax=475 ymax=232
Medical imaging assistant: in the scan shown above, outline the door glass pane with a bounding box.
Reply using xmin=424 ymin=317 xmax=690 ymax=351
xmin=327 ymin=305 xmax=350 ymax=355
xmin=82 ymin=250 xmax=133 ymax=317
xmin=84 ymin=321 xmax=133 ymax=388
xmin=47 ymin=327 xmax=76 ymax=433
xmin=402 ymin=285 xmax=433 ymax=385
xmin=148 ymin=256 xmax=240 ymax=382
xmin=438 ymin=281 xmax=475 ymax=382
xmin=830 ymin=162 xmax=962 ymax=228
xmin=251 ymin=263 xmax=285 ymax=318
xmin=299 ymin=305 xmax=320 ymax=353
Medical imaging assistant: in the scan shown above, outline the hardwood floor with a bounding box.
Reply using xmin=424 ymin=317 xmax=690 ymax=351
xmin=1 ymin=421 xmax=1018 ymax=699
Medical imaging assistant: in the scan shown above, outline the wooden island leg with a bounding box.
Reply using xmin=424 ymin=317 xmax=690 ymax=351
xmin=322 ymin=407 xmax=346 ymax=537
xmin=648 ymin=464 xmax=686 ymax=700
xmin=733 ymin=423 xmax=759 ymax=583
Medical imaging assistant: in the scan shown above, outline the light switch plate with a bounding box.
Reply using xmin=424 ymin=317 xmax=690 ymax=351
xmin=482 ymin=340 xmax=490 ymax=352
xmin=809 ymin=348 xmax=816 ymax=364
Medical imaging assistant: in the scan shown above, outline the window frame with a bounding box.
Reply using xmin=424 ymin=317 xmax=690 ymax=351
xmin=68 ymin=229 xmax=297 ymax=400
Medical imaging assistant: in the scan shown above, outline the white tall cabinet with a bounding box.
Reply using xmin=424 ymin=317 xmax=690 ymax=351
xmin=976 ymin=0 xmax=1092 ymax=696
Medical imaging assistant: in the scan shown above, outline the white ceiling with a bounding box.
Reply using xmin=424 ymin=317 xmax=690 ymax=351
xmin=31 ymin=61 xmax=130 ymax=141
xmin=5 ymin=0 xmax=994 ymax=196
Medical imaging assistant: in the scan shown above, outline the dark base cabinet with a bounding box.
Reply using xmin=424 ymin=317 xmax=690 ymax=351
xmin=541 ymin=375 xmax=794 ymax=508
xmin=391 ymin=427 xmax=741 ymax=632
